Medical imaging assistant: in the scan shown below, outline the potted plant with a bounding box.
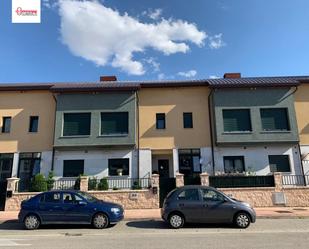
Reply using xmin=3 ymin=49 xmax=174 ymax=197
xmin=117 ymin=168 xmax=123 ymax=176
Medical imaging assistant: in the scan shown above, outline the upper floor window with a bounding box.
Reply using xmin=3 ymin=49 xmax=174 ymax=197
xmin=183 ymin=112 xmax=193 ymax=128
xmin=29 ymin=116 xmax=39 ymax=133
xmin=222 ymin=109 xmax=252 ymax=132
xmin=223 ymin=156 xmax=245 ymax=173
xmin=101 ymin=112 xmax=128 ymax=135
xmin=156 ymin=113 xmax=166 ymax=129
xmin=2 ymin=117 xmax=11 ymax=133
xmin=260 ymin=108 xmax=290 ymax=131
xmin=269 ymin=155 xmax=291 ymax=172
xmin=63 ymin=113 xmax=91 ymax=136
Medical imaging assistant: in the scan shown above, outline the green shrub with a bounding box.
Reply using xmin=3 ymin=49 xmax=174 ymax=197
xmin=30 ymin=174 xmax=47 ymax=192
xmin=46 ymin=171 xmax=55 ymax=191
xmin=97 ymin=178 xmax=109 ymax=190
xmin=88 ymin=177 xmax=97 ymax=190
xmin=112 ymin=186 xmax=119 ymax=191
xmin=132 ymin=180 xmax=142 ymax=190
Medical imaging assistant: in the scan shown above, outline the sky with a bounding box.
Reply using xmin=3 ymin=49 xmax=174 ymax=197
xmin=0 ymin=0 xmax=309 ymax=83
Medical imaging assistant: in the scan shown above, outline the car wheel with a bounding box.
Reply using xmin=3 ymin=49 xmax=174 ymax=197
xmin=93 ymin=213 xmax=109 ymax=229
xmin=24 ymin=215 xmax=40 ymax=230
xmin=169 ymin=213 xmax=184 ymax=229
xmin=234 ymin=212 xmax=251 ymax=229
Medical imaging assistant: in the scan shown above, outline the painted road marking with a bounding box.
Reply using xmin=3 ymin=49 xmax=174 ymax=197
xmin=0 ymin=239 xmax=31 ymax=247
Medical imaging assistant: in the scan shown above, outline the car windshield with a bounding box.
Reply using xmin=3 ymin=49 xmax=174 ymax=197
xmin=77 ymin=191 xmax=98 ymax=202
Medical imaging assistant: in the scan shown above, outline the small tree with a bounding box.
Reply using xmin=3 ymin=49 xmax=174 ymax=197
xmin=97 ymin=178 xmax=109 ymax=190
xmin=46 ymin=171 xmax=55 ymax=191
xmin=88 ymin=177 xmax=98 ymax=190
xmin=30 ymin=174 xmax=47 ymax=192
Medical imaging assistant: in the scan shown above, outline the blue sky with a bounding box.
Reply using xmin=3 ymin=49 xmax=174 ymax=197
xmin=0 ymin=0 xmax=309 ymax=83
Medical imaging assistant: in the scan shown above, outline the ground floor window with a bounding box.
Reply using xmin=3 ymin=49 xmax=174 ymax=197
xmin=223 ymin=156 xmax=245 ymax=173
xmin=63 ymin=160 xmax=84 ymax=177
xmin=18 ymin=153 xmax=41 ymax=180
xmin=0 ymin=153 xmax=13 ymax=181
xmin=108 ymin=158 xmax=129 ymax=176
xmin=179 ymin=149 xmax=201 ymax=176
xmin=269 ymin=155 xmax=291 ymax=172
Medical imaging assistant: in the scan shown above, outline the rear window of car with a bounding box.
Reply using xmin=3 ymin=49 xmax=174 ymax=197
xmin=177 ymin=189 xmax=199 ymax=201
xmin=41 ymin=192 xmax=61 ymax=203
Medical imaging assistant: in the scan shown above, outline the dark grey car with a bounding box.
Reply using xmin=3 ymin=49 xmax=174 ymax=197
xmin=161 ymin=186 xmax=256 ymax=229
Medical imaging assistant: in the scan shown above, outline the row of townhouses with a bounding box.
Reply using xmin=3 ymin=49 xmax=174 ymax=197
xmin=1 ymin=73 xmax=309 ymax=190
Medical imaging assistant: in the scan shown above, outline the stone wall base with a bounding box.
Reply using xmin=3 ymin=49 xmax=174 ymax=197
xmin=220 ymin=187 xmax=309 ymax=207
xmin=5 ymin=189 xmax=159 ymax=211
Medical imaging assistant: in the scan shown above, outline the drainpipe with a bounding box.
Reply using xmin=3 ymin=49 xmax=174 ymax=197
xmin=136 ymin=90 xmax=140 ymax=179
xmin=208 ymin=89 xmax=215 ymax=175
xmin=51 ymin=93 xmax=57 ymax=172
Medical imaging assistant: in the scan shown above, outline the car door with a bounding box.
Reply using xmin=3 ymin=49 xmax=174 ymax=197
xmin=62 ymin=192 xmax=91 ymax=223
xmin=176 ymin=188 xmax=203 ymax=223
xmin=200 ymin=188 xmax=235 ymax=223
xmin=37 ymin=192 xmax=64 ymax=223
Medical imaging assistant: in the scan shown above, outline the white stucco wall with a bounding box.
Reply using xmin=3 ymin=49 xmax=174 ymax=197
xmin=214 ymin=145 xmax=302 ymax=175
xmin=139 ymin=149 xmax=152 ymax=178
xmin=200 ymin=147 xmax=213 ymax=174
xmin=40 ymin=151 xmax=53 ymax=177
xmin=300 ymin=145 xmax=309 ymax=175
xmin=53 ymin=148 xmax=137 ymax=179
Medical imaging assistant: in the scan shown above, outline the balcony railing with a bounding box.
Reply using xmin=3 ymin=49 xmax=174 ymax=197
xmin=282 ymin=175 xmax=308 ymax=186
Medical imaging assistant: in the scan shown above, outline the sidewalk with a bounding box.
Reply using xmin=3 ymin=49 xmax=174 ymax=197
xmin=1 ymin=207 xmax=309 ymax=221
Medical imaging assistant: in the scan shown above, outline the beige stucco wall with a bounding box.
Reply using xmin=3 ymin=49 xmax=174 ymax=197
xmin=139 ymin=87 xmax=211 ymax=149
xmin=294 ymin=84 xmax=309 ymax=145
xmin=0 ymin=91 xmax=55 ymax=152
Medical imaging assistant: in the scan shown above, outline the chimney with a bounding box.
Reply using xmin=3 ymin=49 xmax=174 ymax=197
xmin=223 ymin=73 xmax=241 ymax=79
xmin=100 ymin=76 xmax=117 ymax=82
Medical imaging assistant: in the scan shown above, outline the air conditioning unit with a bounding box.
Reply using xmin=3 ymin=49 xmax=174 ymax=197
xmin=272 ymin=192 xmax=286 ymax=205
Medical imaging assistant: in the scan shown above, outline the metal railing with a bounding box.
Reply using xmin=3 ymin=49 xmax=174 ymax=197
xmin=89 ymin=177 xmax=151 ymax=190
xmin=209 ymin=175 xmax=275 ymax=188
xmin=53 ymin=179 xmax=76 ymax=190
xmin=282 ymin=175 xmax=308 ymax=186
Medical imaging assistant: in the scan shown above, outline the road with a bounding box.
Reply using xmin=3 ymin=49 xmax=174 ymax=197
xmin=0 ymin=219 xmax=309 ymax=249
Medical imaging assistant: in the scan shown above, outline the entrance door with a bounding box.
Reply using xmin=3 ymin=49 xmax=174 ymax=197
xmin=0 ymin=154 xmax=13 ymax=211
xmin=158 ymin=160 xmax=169 ymax=178
xmin=18 ymin=153 xmax=41 ymax=191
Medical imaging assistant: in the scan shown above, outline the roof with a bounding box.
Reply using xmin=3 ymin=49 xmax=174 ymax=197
xmin=207 ymin=76 xmax=309 ymax=88
xmin=0 ymin=76 xmax=309 ymax=91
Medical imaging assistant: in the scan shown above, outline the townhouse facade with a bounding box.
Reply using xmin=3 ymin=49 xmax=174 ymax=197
xmin=1 ymin=74 xmax=309 ymax=194
xmin=0 ymin=85 xmax=55 ymax=193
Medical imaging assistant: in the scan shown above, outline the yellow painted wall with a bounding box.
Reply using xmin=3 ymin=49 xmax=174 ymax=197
xmin=0 ymin=91 xmax=55 ymax=152
xmin=139 ymin=87 xmax=211 ymax=149
xmin=294 ymin=84 xmax=309 ymax=145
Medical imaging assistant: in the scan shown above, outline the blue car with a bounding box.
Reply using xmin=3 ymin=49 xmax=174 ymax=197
xmin=18 ymin=190 xmax=124 ymax=230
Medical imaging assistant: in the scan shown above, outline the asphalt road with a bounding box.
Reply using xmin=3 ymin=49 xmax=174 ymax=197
xmin=0 ymin=219 xmax=309 ymax=249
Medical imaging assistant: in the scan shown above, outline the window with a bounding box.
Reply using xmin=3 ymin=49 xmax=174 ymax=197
xmin=269 ymin=155 xmax=291 ymax=172
xmin=222 ymin=109 xmax=251 ymax=132
xmin=101 ymin=112 xmax=128 ymax=135
xmin=63 ymin=160 xmax=84 ymax=177
xmin=179 ymin=149 xmax=201 ymax=176
xmin=156 ymin=113 xmax=166 ymax=129
xmin=260 ymin=108 xmax=290 ymax=131
xmin=223 ymin=156 xmax=245 ymax=173
xmin=108 ymin=158 xmax=129 ymax=176
xmin=63 ymin=113 xmax=91 ymax=136
xmin=177 ymin=189 xmax=199 ymax=201
xmin=183 ymin=112 xmax=193 ymax=128
xmin=44 ymin=192 xmax=61 ymax=203
xmin=0 ymin=154 xmax=13 ymax=180
xmin=29 ymin=116 xmax=39 ymax=132
xmin=2 ymin=117 xmax=11 ymax=133
xmin=201 ymin=189 xmax=225 ymax=202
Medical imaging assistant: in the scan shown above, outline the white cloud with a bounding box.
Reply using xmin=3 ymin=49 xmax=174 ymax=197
xmin=148 ymin=8 xmax=162 ymax=20
xmin=209 ymin=75 xmax=220 ymax=79
xmin=43 ymin=0 xmax=59 ymax=9
xmin=143 ymin=57 xmax=160 ymax=72
xmin=209 ymin=33 xmax=225 ymax=49
xmin=58 ymin=0 xmax=206 ymax=75
xmin=177 ymin=70 xmax=197 ymax=78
